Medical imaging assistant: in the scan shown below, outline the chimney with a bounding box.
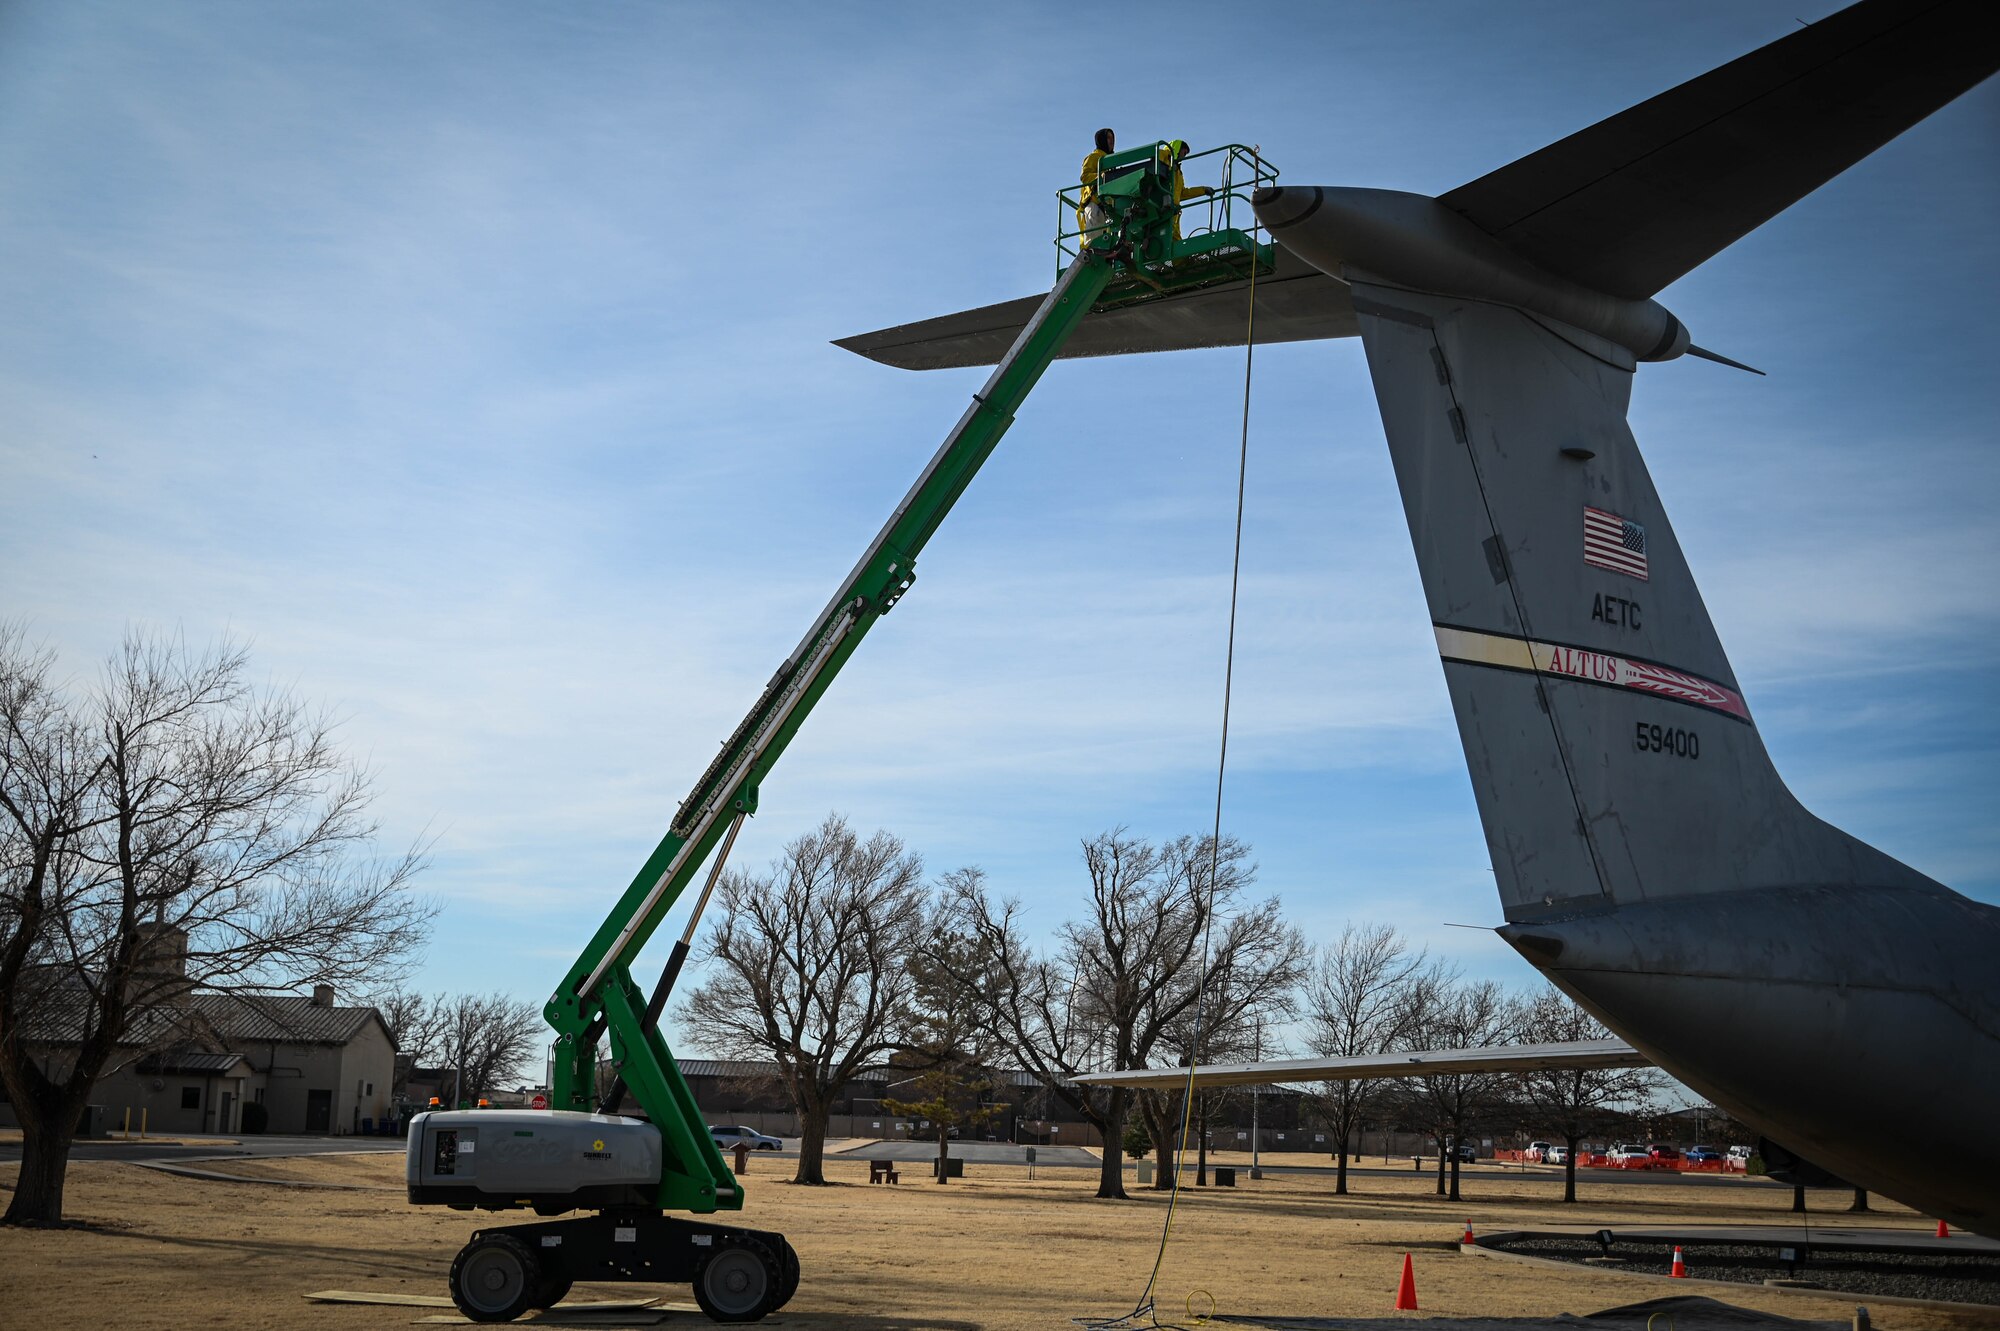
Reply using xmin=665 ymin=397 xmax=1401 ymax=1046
xmin=132 ymin=923 xmax=189 ymax=978
xmin=311 ymin=983 xmax=336 ymax=1008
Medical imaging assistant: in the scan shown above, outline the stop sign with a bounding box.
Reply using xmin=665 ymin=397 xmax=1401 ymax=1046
xmin=531 ymin=1094 xmax=547 ymax=1109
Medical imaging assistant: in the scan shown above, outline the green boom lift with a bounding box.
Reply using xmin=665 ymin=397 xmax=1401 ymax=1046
xmin=404 ymin=143 xmax=1275 ymax=1324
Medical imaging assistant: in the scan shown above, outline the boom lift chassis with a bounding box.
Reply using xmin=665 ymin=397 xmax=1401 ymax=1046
xmin=412 ymin=143 xmax=1275 ymax=1323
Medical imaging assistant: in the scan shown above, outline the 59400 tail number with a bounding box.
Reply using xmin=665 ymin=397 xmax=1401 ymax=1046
xmin=1635 ymin=722 xmax=1699 ymax=758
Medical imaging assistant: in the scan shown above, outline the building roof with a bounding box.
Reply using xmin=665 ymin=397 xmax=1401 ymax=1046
xmin=194 ymin=992 xmax=380 ymax=1045
xmin=136 ymin=1052 xmax=247 ymax=1076
xmin=21 ymin=981 xmax=388 ymax=1051
xmin=671 ymin=1057 xmax=1080 ymax=1091
xmin=677 ymin=1058 xmax=891 ymax=1082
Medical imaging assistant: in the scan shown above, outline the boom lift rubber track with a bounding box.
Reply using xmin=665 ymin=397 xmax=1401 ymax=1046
xmin=407 ymin=143 xmax=1274 ymax=1324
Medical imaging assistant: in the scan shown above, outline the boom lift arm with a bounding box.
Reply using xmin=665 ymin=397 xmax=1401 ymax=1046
xmin=407 ymin=143 xmax=1273 ymax=1325
xmin=544 ymin=142 xmax=1275 ymax=1216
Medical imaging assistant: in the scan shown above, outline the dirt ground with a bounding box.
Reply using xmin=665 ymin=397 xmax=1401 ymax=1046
xmin=0 ymin=1150 xmax=1988 ymax=1330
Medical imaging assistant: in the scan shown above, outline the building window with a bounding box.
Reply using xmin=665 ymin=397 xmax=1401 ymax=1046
xmin=255 ymin=1088 xmax=265 ymax=1104
xmin=181 ymin=1086 xmax=201 ymax=1109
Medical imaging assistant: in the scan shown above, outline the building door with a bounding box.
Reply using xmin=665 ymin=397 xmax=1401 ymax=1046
xmin=305 ymin=1089 xmax=332 ymax=1133
xmin=218 ymin=1091 xmax=234 ymax=1135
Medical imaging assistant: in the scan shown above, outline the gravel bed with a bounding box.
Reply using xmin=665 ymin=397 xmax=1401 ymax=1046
xmin=1493 ymin=1236 xmax=2000 ymax=1307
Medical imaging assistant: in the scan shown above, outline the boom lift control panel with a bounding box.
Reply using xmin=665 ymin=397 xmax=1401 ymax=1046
xmin=407 ymin=143 xmax=1276 ymax=1324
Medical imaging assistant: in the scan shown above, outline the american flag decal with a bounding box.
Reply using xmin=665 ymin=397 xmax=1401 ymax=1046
xmin=1584 ymin=506 xmax=1648 ymax=580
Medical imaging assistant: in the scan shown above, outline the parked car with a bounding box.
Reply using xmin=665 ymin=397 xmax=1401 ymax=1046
xmin=1544 ymin=1144 xmax=1570 ymax=1165
xmin=1607 ymin=1143 xmax=1649 ymax=1164
xmin=1526 ymin=1140 xmax=1554 ymax=1162
xmin=1647 ymin=1143 xmax=1680 ymax=1161
xmin=1683 ymin=1144 xmax=1722 ymax=1163
xmin=708 ymin=1124 xmax=783 ymax=1150
xmin=1727 ymin=1144 xmax=1754 ymax=1164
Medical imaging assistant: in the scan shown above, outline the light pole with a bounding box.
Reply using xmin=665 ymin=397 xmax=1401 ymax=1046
xmin=1250 ymin=1017 xmax=1263 ymax=1180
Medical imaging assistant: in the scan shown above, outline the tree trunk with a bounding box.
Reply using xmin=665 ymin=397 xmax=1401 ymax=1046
xmin=1141 ymin=1093 xmax=1176 ymax=1190
xmin=1562 ymin=1133 xmax=1579 ymax=1204
xmin=792 ymin=1101 xmax=829 ymax=1185
xmin=1448 ymin=1142 xmax=1462 ymax=1201
xmin=935 ymin=1127 xmax=950 ymax=1184
xmin=3 ymin=1095 xmax=77 ymax=1225
xmin=1095 ymin=1089 xmax=1128 ymax=1200
xmin=1434 ymin=1136 xmax=1446 ymax=1196
xmin=1195 ymin=1096 xmax=1208 ymax=1186
xmin=1791 ymin=1184 xmax=1807 ymax=1213
xmin=1848 ymin=1188 xmax=1869 ymax=1212
xmin=1335 ymin=1146 xmax=1349 ymax=1195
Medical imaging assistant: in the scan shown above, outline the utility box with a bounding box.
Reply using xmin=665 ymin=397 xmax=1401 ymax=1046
xmin=1136 ymin=1160 xmax=1155 ymax=1185
xmin=1214 ymin=1167 xmax=1236 ymax=1187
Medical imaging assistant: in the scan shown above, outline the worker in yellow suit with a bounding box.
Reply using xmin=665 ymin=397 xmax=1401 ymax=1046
xmin=1160 ymin=139 xmax=1212 ymax=242
xmin=1078 ymin=127 xmax=1116 ymax=244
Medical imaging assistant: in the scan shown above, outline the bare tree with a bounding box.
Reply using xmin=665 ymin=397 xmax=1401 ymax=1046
xmin=948 ymin=829 xmax=1256 ymax=1200
xmin=1509 ymin=985 xmax=1659 ymax=1202
xmin=678 ymin=813 xmax=925 ymax=1185
xmin=1399 ymin=969 xmax=1512 ymax=1202
xmin=882 ymin=876 xmax=1010 ymax=1184
xmin=444 ymin=992 xmax=543 ymax=1103
xmin=1300 ymin=922 xmax=1424 ymax=1194
xmin=0 ymin=628 xmax=432 ymax=1225
xmin=372 ymin=987 xmax=453 ymax=1095
xmin=1138 ymin=884 xmax=1307 ymax=1190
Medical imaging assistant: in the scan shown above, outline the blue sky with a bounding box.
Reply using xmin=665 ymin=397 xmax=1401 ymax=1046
xmin=3 ymin=2 xmax=1995 ymax=1055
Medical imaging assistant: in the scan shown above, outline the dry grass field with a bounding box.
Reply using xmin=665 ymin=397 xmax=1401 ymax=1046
xmin=0 ymin=1150 xmax=1987 ymax=1330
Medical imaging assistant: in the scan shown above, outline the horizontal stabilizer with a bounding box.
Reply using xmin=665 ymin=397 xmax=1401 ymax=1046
xmin=834 ymin=245 xmax=1353 ymax=371
xmin=1071 ymin=1039 xmax=1647 ymax=1090
xmin=1439 ymin=0 xmax=2000 ymax=298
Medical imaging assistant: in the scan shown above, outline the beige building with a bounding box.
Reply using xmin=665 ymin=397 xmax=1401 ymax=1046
xmin=5 ymin=983 xmax=398 ymax=1137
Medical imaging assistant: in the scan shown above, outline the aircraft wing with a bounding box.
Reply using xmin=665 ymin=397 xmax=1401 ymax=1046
xmin=1070 ymin=1039 xmax=1647 ymax=1091
xmin=839 ymin=0 xmax=1997 ymax=368
xmin=833 ymin=244 xmax=1352 ymax=370
xmin=1438 ymin=0 xmax=2000 ymax=299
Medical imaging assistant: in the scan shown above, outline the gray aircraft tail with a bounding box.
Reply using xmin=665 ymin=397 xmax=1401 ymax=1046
xmin=1352 ymin=282 xmax=1941 ymax=919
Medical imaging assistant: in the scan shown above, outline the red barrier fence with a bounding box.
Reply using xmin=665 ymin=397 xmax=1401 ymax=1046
xmin=1493 ymin=1148 xmax=1745 ymax=1173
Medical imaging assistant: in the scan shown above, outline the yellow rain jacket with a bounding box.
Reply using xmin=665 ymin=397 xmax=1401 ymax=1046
xmin=1159 ymin=141 xmax=1212 ymax=241
xmin=1078 ymin=148 xmax=1110 ymax=241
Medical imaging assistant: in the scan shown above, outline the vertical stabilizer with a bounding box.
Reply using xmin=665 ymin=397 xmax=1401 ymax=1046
xmin=1351 ymin=282 xmax=1938 ymax=919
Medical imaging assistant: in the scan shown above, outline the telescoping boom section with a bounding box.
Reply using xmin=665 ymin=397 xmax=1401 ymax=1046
xmin=404 ymin=145 xmax=1274 ymax=1324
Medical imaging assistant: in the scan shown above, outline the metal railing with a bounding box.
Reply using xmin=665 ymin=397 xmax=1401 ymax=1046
xmin=1055 ymin=141 xmax=1279 ymax=281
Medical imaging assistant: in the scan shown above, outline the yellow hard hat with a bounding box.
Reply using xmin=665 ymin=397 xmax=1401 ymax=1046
xmin=1167 ymin=139 xmax=1190 ymax=159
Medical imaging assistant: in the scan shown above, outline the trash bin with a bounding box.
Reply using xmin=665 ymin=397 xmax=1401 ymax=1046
xmin=934 ymin=1157 xmax=964 ymax=1180
xmin=1214 ymin=1167 xmax=1236 ymax=1187
xmin=76 ymin=1105 xmax=109 ymax=1139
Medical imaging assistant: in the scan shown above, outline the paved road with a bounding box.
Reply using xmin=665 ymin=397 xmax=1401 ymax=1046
xmin=0 ymin=1133 xmax=400 ymax=1165
xmin=837 ymin=1140 xmax=1100 ymax=1167
xmin=1246 ymin=1160 xmax=1786 ymax=1189
xmin=11 ymin=1133 xmax=1792 ymax=1194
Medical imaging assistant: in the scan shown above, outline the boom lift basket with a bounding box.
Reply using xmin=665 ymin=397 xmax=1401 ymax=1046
xmin=1058 ymin=142 xmax=1278 ymax=306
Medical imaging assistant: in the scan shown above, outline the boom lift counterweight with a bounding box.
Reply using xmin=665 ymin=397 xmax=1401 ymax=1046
xmin=405 ymin=143 xmax=1275 ymax=1324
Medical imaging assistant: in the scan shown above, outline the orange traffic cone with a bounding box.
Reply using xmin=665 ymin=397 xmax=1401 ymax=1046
xmin=1670 ymin=1246 xmax=1688 ymax=1278
xmin=1461 ymin=1219 xmax=1475 ymax=1245
xmin=1394 ymin=1252 xmax=1419 ymax=1310
xmin=1937 ymin=1219 xmax=1951 ymax=1238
